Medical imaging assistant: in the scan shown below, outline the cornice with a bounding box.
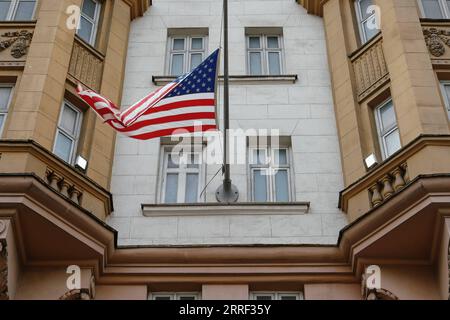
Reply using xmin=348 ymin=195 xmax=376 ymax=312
xmin=123 ymin=0 xmax=151 ymax=20
xmin=296 ymin=0 xmax=327 ymax=17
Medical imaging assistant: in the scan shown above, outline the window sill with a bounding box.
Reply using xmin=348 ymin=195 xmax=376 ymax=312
xmin=152 ymin=74 xmax=298 ymax=86
xmin=142 ymin=202 xmax=310 ymax=217
xmin=0 ymin=20 xmax=37 ymax=27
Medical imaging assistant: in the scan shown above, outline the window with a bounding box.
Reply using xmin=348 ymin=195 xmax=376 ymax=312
xmin=249 ymin=146 xmax=292 ymax=202
xmin=76 ymin=0 xmax=101 ymax=46
xmin=250 ymin=292 xmax=303 ymax=300
xmin=0 ymin=0 xmax=37 ymax=21
xmin=0 ymin=85 xmax=13 ymax=135
xmin=150 ymin=293 xmax=200 ymax=300
xmin=374 ymin=99 xmax=401 ymax=159
xmin=54 ymin=101 xmax=83 ymax=164
xmin=160 ymin=146 xmax=205 ymax=204
xmin=247 ymin=34 xmax=283 ymax=75
xmin=354 ymin=0 xmax=379 ymax=44
xmin=439 ymin=81 xmax=450 ymax=118
xmin=419 ymin=0 xmax=450 ymax=18
xmin=168 ymin=35 xmax=207 ymax=76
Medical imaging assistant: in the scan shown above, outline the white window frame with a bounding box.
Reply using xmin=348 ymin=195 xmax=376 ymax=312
xmin=159 ymin=145 xmax=206 ymax=204
xmin=167 ymin=35 xmax=208 ymax=76
xmin=374 ymin=98 xmax=401 ymax=160
xmin=439 ymin=81 xmax=450 ymax=119
xmin=249 ymin=145 xmax=293 ymax=203
xmin=250 ymin=292 xmax=304 ymax=300
xmin=53 ymin=101 xmax=83 ymax=165
xmin=149 ymin=292 xmax=201 ymax=300
xmin=418 ymin=0 xmax=450 ymax=19
xmin=354 ymin=0 xmax=379 ymax=44
xmin=0 ymin=0 xmax=38 ymax=21
xmin=0 ymin=84 xmax=14 ymax=136
xmin=246 ymin=34 xmax=284 ymax=76
xmin=77 ymin=0 xmax=102 ymax=46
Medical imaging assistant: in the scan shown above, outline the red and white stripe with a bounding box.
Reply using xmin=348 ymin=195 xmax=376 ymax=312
xmin=76 ymin=84 xmax=217 ymax=140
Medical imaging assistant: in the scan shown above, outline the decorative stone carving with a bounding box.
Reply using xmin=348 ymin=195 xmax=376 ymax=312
xmin=0 ymin=30 xmax=33 ymax=59
xmin=361 ymin=273 xmax=399 ymax=300
xmin=369 ymin=184 xmax=383 ymax=207
xmin=423 ymin=28 xmax=450 ymax=57
xmin=351 ymin=37 xmax=389 ymax=102
xmin=45 ymin=168 xmax=84 ymax=205
xmin=59 ymin=288 xmax=91 ymax=300
xmin=0 ymin=239 xmax=8 ymax=300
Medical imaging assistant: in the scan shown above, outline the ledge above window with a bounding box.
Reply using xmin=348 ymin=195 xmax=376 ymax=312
xmin=142 ymin=202 xmax=310 ymax=217
xmin=152 ymin=74 xmax=298 ymax=86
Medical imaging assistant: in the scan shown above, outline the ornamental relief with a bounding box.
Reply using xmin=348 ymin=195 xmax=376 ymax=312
xmin=0 ymin=30 xmax=33 ymax=60
xmin=423 ymin=27 xmax=450 ymax=57
xmin=0 ymin=238 xmax=7 ymax=300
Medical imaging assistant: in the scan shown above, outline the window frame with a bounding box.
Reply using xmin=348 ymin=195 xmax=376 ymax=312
xmin=159 ymin=144 xmax=206 ymax=204
xmin=53 ymin=100 xmax=83 ymax=165
xmin=439 ymin=81 xmax=450 ymax=118
xmin=354 ymin=0 xmax=379 ymax=44
xmin=246 ymin=34 xmax=284 ymax=76
xmin=77 ymin=0 xmax=102 ymax=46
xmin=1 ymin=0 xmax=38 ymax=21
xmin=149 ymin=292 xmax=201 ymax=300
xmin=168 ymin=35 xmax=208 ymax=76
xmin=0 ymin=84 xmax=14 ymax=136
xmin=418 ymin=0 xmax=450 ymax=19
xmin=250 ymin=292 xmax=304 ymax=300
xmin=374 ymin=98 xmax=401 ymax=160
xmin=248 ymin=145 xmax=293 ymax=203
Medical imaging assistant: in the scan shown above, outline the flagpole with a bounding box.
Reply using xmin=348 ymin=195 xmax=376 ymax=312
xmin=216 ymin=0 xmax=239 ymax=203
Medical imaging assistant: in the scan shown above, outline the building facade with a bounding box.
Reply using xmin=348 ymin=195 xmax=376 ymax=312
xmin=0 ymin=0 xmax=449 ymax=300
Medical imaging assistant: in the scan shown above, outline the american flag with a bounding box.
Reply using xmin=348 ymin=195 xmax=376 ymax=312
xmin=76 ymin=49 xmax=220 ymax=140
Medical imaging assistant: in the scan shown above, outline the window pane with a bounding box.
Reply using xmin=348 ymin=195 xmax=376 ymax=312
xmin=275 ymin=170 xmax=289 ymax=202
xmin=358 ymin=0 xmax=374 ymax=20
xmin=60 ymin=105 xmax=78 ymax=135
xmin=164 ymin=173 xmax=178 ymax=203
xmin=0 ymin=87 xmax=12 ymax=110
xmin=0 ymin=114 xmax=5 ymax=132
xmin=445 ymin=84 xmax=450 ymax=113
xmin=274 ymin=149 xmax=287 ymax=165
xmin=252 ymin=149 xmax=267 ymax=165
xmin=384 ymin=129 xmax=401 ymax=157
xmin=268 ymin=52 xmax=281 ymax=75
xmin=173 ymin=38 xmax=185 ymax=50
xmin=185 ymin=173 xmax=199 ymax=203
xmin=179 ymin=296 xmax=196 ymax=300
xmin=13 ymin=0 xmax=36 ymax=20
xmin=54 ymin=132 xmax=73 ymax=163
xmin=0 ymin=1 xmax=12 ymax=20
xmin=422 ymin=0 xmax=444 ymax=18
xmin=167 ymin=153 xmax=179 ymax=168
xmin=77 ymin=16 xmax=94 ymax=43
xmin=191 ymin=37 xmax=203 ymax=50
xmin=82 ymin=0 xmax=97 ymax=19
xmin=154 ymin=296 xmax=172 ymax=300
xmin=249 ymin=52 xmax=262 ymax=75
xmin=379 ymin=101 xmax=396 ymax=132
xmin=248 ymin=36 xmax=261 ymax=49
xmin=362 ymin=17 xmax=379 ymax=42
xmin=187 ymin=153 xmax=199 ymax=168
xmin=190 ymin=53 xmax=202 ymax=71
xmin=171 ymin=54 xmax=184 ymax=76
xmin=253 ymin=170 xmax=268 ymax=202
xmin=280 ymin=295 xmax=297 ymax=300
xmin=256 ymin=295 xmax=273 ymax=300
xmin=267 ymin=36 xmax=279 ymax=49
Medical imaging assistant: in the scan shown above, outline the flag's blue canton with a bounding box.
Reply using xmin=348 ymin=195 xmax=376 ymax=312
xmin=165 ymin=49 xmax=219 ymax=99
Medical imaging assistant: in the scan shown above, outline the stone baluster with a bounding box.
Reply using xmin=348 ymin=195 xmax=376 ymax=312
xmin=369 ymin=184 xmax=383 ymax=207
xmin=391 ymin=167 xmax=405 ymax=192
xmin=69 ymin=187 xmax=82 ymax=205
xmin=401 ymin=163 xmax=409 ymax=182
xmin=47 ymin=171 xmax=62 ymax=191
xmin=59 ymin=179 xmax=71 ymax=197
xmin=380 ymin=175 xmax=394 ymax=199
